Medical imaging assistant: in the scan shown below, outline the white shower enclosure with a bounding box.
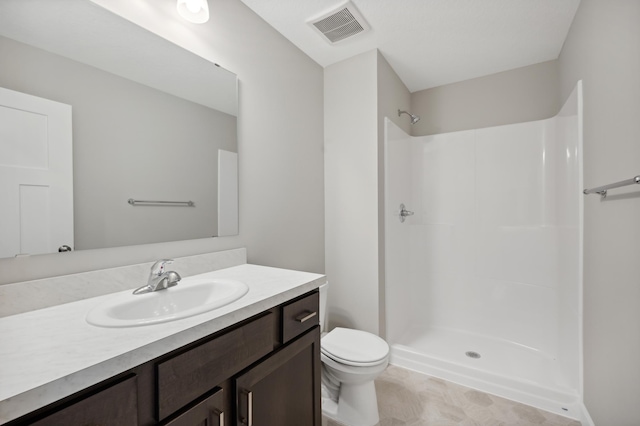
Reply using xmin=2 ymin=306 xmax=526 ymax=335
xmin=384 ymin=83 xmax=583 ymax=418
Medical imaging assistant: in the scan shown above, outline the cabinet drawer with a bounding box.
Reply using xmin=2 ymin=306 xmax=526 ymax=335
xmin=157 ymin=312 xmax=274 ymax=420
xmin=31 ymin=375 xmax=138 ymax=426
xmin=282 ymin=291 xmax=319 ymax=344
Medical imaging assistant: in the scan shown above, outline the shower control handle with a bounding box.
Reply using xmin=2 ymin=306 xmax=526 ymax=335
xmin=399 ymin=203 xmax=414 ymax=223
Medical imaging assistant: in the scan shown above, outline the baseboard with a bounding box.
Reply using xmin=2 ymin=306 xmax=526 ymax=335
xmin=579 ymin=403 xmax=595 ymax=426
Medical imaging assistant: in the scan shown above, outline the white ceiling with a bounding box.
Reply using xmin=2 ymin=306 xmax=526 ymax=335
xmin=238 ymin=0 xmax=580 ymax=93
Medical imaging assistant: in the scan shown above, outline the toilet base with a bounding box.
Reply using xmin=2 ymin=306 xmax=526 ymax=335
xmin=321 ymin=380 xmax=380 ymax=426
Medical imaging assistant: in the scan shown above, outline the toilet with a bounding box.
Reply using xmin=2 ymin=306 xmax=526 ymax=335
xmin=319 ymin=282 xmax=390 ymax=426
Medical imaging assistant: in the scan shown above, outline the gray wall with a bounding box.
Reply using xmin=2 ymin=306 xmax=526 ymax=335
xmin=0 ymin=0 xmax=325 ymax=284
xmin=324 ymin=50 xmax=379 ymax=334
xmin=411 ymin=60 xmax=560 ymax=136
xmin=376 ymin=52 xmax=411 ymax=336
xmin=0 ymin=35 xmax=237 ymax=250
xmin=324 ymin=49 xmax=411 ymax=336
xmin=558 ymin=1 xmax=640 ymax=424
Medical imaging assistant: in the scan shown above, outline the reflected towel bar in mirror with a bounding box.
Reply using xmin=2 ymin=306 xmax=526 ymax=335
xmin=583 ymin=175 xmax=640 ymax=199
xmin=128 ymin=199 xmax=195 ymax=207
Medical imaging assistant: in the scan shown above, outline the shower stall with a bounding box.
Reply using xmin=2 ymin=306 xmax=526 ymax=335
xmin=384 ymin=83 xmax=583 ymax=418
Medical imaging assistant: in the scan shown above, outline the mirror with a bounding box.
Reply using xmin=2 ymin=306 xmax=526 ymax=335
xmin=0 ymin=0 xmax=238 ymax=258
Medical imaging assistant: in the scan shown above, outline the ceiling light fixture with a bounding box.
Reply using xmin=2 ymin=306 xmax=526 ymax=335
xmin=177 ymin=0 xmax=209 ymax=24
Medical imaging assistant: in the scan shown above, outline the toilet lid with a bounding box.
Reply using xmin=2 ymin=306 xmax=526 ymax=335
xmin=321 ymin=327 xmax=389 ymax=366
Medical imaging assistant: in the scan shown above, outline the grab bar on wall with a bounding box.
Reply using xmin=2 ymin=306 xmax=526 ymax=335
xmin=128 ymin=198 xmax=195 ymax=207
xmin=583 ymin=175 xmax=640 ymax=199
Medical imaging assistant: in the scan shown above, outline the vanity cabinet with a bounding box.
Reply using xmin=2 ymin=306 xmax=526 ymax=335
xmin=6 ymin=289 xmax=320 ymax=426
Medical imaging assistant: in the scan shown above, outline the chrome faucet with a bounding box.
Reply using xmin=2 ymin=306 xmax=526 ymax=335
xmin=133 ymin=259 xmax=181 ymax=295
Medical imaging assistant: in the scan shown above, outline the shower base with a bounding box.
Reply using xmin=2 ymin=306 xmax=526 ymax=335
xmin=389 ymin=326 xmax=580 ymax=419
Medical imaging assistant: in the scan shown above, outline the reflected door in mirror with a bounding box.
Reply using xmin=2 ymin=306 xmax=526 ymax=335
xmin=0 ymin=87 xmax=73 ymax=258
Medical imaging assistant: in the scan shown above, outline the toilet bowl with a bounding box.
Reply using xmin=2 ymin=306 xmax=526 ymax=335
xmin=319 ymin=283 xmax=390 ymax=426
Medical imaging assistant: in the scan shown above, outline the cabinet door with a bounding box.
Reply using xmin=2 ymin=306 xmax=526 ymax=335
xmin=235 ymin=328 xmax=321 ymax=426
xmin=163 ymin=388 xmax=224 ymax=426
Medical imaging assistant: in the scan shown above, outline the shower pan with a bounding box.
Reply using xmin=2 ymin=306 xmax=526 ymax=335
xmin=384 ymin=83 xmax=583 ymax=419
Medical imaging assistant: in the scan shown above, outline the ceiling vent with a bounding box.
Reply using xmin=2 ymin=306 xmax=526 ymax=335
xmin=308 ymin=2 xmax=370 ymax=44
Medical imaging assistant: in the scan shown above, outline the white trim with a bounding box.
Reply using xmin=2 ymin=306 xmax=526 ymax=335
xmin=578 ymin=402 xmax=596 ymax=426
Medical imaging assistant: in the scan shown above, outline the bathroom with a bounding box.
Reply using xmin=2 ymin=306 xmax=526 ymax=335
xmin=0 ymin=0 xmax=639 ymax=425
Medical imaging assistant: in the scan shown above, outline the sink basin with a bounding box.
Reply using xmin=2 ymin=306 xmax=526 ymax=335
xmin=86 ymin=278 xmax=249 ymax=328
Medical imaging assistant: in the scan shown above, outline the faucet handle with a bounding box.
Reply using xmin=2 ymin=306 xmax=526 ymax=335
xmin=165 ymin=271 xmax=182 ymax=287
xmin=150 ymin=259 xmax=174 ymax=276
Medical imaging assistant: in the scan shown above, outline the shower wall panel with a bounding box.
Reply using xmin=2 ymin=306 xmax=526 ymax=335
xmin=385 ymin=101 xmax=580 ymax=381
xmin=407 ymin=121 xmax=559 ymax=355
xmin=384 ymin=120 xmax=413 ymax=344
xmin=384 ymin=83 xmax=581 ymax=414
xmin=553 ymin=85 xmax=582 ymax=390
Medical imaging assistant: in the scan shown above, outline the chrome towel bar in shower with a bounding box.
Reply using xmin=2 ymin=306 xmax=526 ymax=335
xmin=583 ymin=175 xmax=640 ymax=199
xmin=128 ymin=198 xmax=195 ymax=206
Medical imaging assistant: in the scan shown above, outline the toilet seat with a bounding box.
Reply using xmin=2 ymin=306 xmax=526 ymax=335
xmin=321 ymin=327 xmax=389 ymax=367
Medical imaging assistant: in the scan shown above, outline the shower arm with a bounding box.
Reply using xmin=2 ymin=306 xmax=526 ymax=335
xmin=398 ymin=109 xmax=420 ymax=124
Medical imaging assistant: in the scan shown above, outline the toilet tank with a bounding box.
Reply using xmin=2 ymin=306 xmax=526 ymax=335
xmin=319 ymin=282 xmax=328 ymax=333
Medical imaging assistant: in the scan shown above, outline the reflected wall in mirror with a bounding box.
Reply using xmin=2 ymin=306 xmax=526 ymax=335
xmin=0 ymin=0 xmax=238 ymax=259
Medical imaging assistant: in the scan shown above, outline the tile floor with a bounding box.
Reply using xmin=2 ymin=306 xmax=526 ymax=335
xmin=322 ymin=365 xmax=581 ymax=426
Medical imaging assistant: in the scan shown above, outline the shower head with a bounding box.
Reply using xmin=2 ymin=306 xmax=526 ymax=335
xmin=398 ymin=109 xmax=420 ymax=125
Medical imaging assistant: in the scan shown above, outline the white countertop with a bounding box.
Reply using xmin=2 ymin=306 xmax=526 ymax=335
xmin=0 ymin=264 xmax=325 ymax=424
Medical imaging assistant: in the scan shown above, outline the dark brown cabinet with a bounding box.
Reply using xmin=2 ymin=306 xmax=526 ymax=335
xmin=157 ymin=312 xmax=275 ymax=421
xmin=236 ymin=328 xmax=321 ymax=426
xmin=6 ymin=289 xmax=320 ymax=426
